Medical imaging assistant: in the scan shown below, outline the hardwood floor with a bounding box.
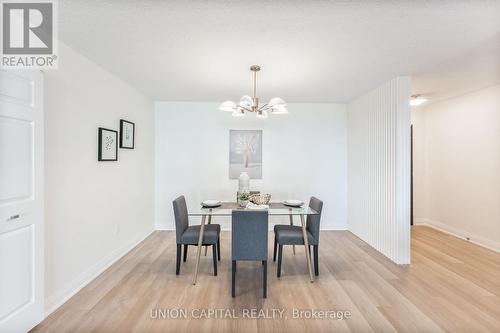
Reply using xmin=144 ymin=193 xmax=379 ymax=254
xmin=32 ymin=226 xmax=500 ymax=333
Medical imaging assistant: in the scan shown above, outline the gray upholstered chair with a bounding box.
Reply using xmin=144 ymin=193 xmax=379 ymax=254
xmin=273 ymin=197 xmax=323 ymax=277
xmin=231 ymin=210 xmax=269 ymax=298
xmin=173 ymin=196 xmax=220 ymax=275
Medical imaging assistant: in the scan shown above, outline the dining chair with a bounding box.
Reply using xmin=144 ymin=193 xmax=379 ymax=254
xmin=273 ymin=197 xmax=323 ymax=277
xmin=231 ymin=210 xmax=269 ymax=298
xmin=173 ymin=196 xmax=221 ymax=276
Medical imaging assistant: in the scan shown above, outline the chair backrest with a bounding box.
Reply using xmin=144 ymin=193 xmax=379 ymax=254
xmin=173 ymin=196 xmax=189 ymax=243
xmin=232 ymin=210 xmax=268 ymax=261
xmin=306 ymin=197 xmax=323 ymax=243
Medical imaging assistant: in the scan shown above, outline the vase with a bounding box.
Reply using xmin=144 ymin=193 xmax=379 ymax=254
xmin=238 ymin=172 xmax=250 ymax=193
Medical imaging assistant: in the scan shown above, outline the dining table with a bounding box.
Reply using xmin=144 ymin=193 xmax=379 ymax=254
xmin=188 ymin=202 xmax=319 ymax=285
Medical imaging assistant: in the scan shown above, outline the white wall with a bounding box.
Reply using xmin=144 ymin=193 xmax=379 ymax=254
xmin=43 ymin=43 xmax=155 ymax=313
xmin=155 ymin=102 xmax=347 ymax=230
xmin=412 ymin=84 xmax=500 ymax=252
xmin=347 ymin=77 xmax=411 ymax=264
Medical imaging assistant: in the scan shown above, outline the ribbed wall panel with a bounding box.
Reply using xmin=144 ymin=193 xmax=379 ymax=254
xmin=347 ymin=77 xmax=411 ymax=264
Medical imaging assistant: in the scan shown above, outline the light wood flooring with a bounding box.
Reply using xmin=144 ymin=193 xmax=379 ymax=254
xmin=32 ymin=226 xmax=500 ymax=332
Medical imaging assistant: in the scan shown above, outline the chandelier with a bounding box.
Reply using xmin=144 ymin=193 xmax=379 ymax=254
xmin=219 ymin=65 xmax=288 ymax=118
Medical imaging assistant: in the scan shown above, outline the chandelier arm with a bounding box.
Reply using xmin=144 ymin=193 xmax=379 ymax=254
xmin=258 ymin=103 xmax=269 ymax=111
xmin=238 ymin=106 xmax=253 ymax=112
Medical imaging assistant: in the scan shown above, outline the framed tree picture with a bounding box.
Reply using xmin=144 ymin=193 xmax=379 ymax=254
xmin=120 ymin=119 xmax=135 ymax=149
xmin=229 ymin=129 xmax=262 ymax=179
xmin=98 ymin=127 xmax=118 ymax=161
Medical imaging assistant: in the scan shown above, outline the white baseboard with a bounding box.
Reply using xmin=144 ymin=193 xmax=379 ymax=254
xmin=155 ymin=223 xmax=173 ymax=230
xmin=44 ymin=228 xmax=154 ymax=317
xmin=414 ymin=218 xmax=500 ymax=253
xmin=321 ymin=225 xmax=348 ymax=231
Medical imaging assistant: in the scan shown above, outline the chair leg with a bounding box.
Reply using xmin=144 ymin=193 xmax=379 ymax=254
xmin=308 ymin=245 xmax=312 ymax=260
xmin=314 ymin=245 xmax=319 ymax=276
xmin=232 ymin=260 xmax=236 ymax=297
xmin=263 ymin=260 xmax=268 ymax=298
xmin=273 ymin=237 xmax=277 ymax=262
xmin=212 ymin=244 xmax=217 ymax=276
xmin=176 ymin=244 xmax=181 ymax=275
xmin=217 ymin=238 xmax=221 ymax=261
xmin=277 ymin=245 xmax=283 ymax=277
xmin=183 ymin=244 xmax=188 ymax=262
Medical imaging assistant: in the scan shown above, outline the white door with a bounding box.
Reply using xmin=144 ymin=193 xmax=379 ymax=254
xmin=0 ymin=70 xmax=44 ymax=333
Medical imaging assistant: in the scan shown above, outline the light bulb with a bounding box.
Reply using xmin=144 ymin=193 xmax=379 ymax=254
xmin=271 ymin=105 xmax=288 ymax=114
xmin=268 ymin=97 xmax=286 ymax=108
xmin=232 ymin=108 xmax=245 ymax=117
xmin=219 ymin=101 xmax=237 ymax=112
xmin=410 ymin=95 xmax=427 ymax=106
xmin=239 ymin=95 xmax=254 ymax=109
xmin=256 ymin=110 xmax=268 ymax=118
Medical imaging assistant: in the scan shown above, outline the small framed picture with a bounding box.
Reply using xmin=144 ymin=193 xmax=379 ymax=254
xmin=120 ymin=119 xmax=135 ymax=149
xmin=98 ymin=127 xmax=118 ymax=161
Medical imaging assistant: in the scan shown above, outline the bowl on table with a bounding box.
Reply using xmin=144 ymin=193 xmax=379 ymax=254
xmin=201 ymin=200 xmax=221 ymax=208
xmin=250 ymin=194 xmax=271 ymax=205
xmin=283 ymin=199 xmax=304 ymax=207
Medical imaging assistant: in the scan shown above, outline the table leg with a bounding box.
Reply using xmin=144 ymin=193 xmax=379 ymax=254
xmin=289 ymin=214 xmax=296 ymax=255
xmin=204 ymin=215 xmax=212 ymax=256
xmin=193 ymin=214 xmax=207 ymax=285
xmin=300 ymin=214 xmax=314 ymax=282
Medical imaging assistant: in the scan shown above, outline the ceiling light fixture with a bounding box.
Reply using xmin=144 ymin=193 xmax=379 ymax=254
xmin=219 ymin=65 xmax=288 ymax=117
xmin=410 ymin=94 xmax=427 ymax=106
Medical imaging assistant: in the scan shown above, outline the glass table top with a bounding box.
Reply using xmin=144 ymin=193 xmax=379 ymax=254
xmin=188 ymin=202 xmax=318 ymax=216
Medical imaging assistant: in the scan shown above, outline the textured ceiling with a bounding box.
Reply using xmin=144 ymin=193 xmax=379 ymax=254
xmin=59 ymin=0 xmax=500 ymax=103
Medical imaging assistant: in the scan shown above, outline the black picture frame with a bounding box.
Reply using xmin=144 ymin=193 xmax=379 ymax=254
xmin=98 ymin=127 xmax=118 ymax=161
xmin=120 ymin=119 xmax=135 ymax=149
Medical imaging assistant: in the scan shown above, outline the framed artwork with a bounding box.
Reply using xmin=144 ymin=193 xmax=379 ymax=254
xmin=229 ymin=129 xmax=262 ymax=179
xmin=120 ymin=119 xmax=135 ymax=149
xmin=98 ymin=127 xmax=118 ymax=161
